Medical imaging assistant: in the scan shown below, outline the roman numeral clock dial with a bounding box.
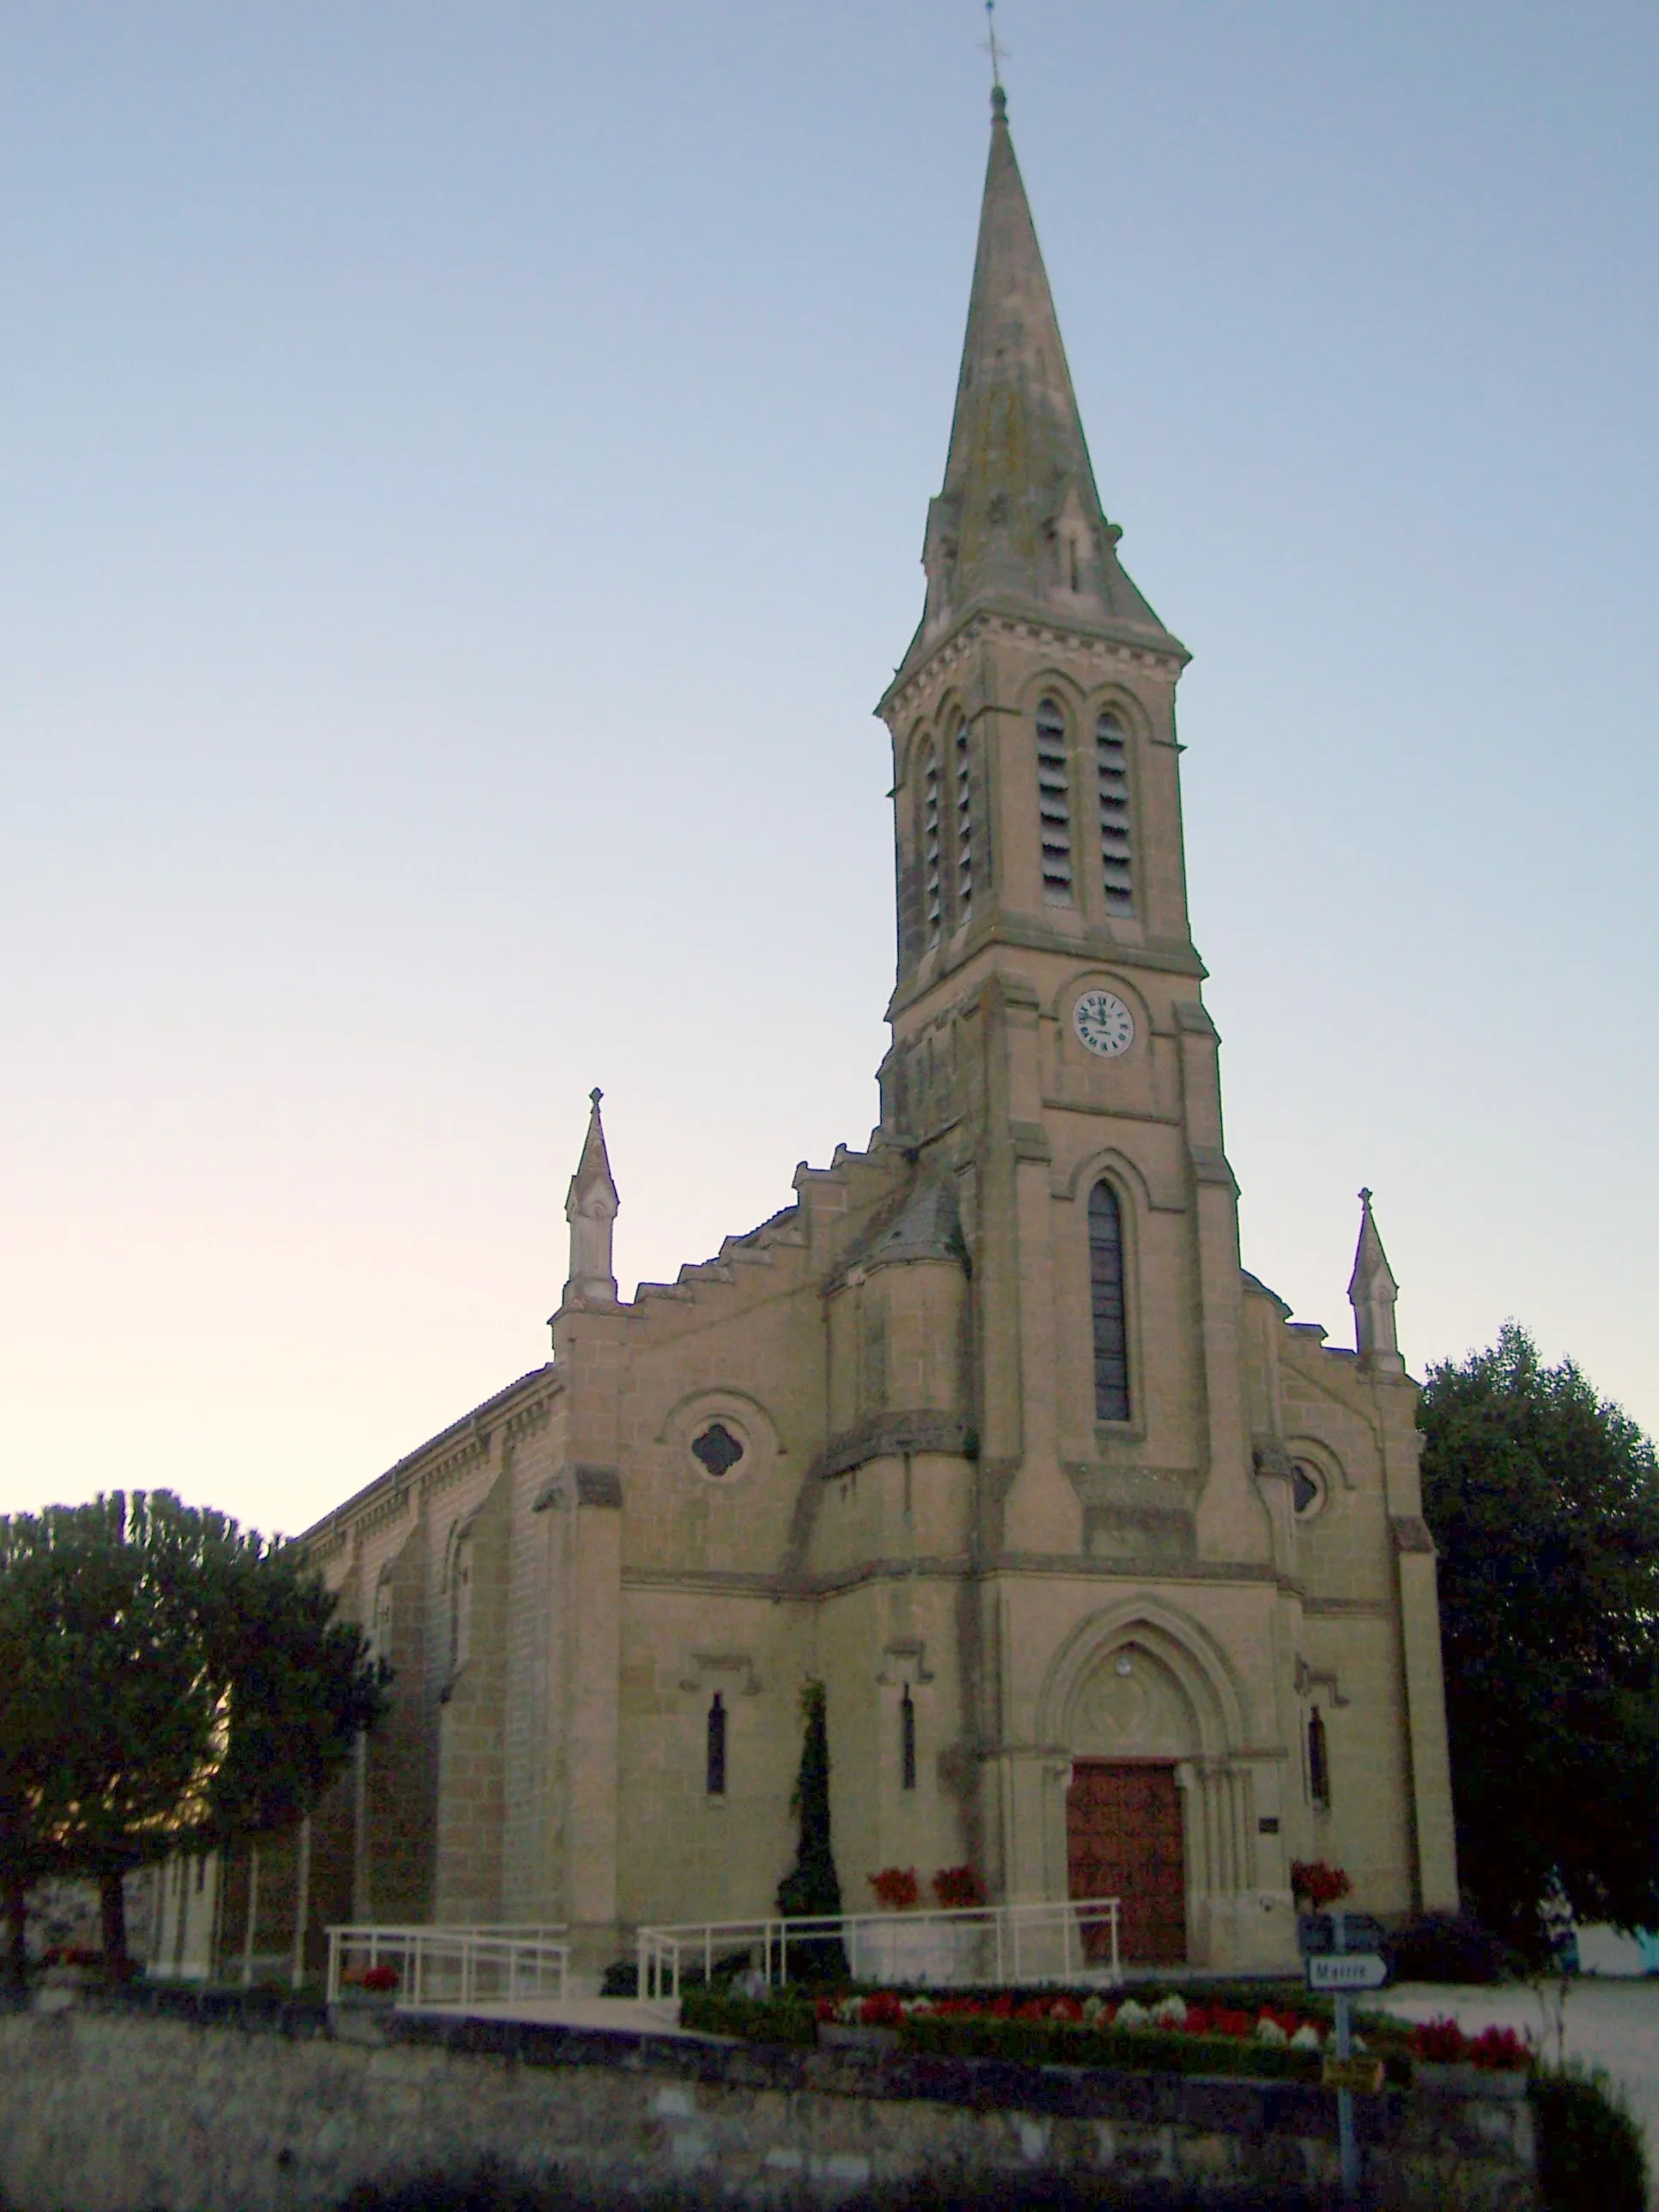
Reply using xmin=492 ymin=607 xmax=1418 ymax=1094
xmin=1073 ymin=989 xmax=1134 ymax=1058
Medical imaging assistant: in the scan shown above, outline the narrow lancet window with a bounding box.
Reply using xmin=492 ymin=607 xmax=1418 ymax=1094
xmin=901 ymin=1686 xmax=917 ymax=1791
xmin=953 ymin=719 xmax=974 ymax=924
xmin=706 ymin=1692 xmax=727 ymax=1797
xmin=921 ymin=746 xmax=944 ymax=946
xmin=1088 ymin=1179 xmax=1130 ymax=1422
xmin=1096 ymin=713 xmax=1133 ymax=915
xmin=1036 ymin=698 xmax=1073 ymax=905
xmin=1309 ymin=1707 xmax=1330 ymax=1811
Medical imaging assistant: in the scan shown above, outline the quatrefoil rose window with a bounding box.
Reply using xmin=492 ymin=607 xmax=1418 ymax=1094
xmin=690 ymin=1422 xmax=745 ymax=1480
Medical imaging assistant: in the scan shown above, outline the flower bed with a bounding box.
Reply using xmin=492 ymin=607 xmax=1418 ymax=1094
xmin=823 ymin=1988 xmax=1383 ymax=2083
xmin=680 ymin=1983 xmax=1422 ymax=2085
xmin=679 ymin=1980 xmax=1532 ymax=2094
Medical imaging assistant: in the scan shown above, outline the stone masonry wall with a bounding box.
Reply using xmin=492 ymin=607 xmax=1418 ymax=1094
xmin=0 ymin=1996 xmax=1535 ymax=2211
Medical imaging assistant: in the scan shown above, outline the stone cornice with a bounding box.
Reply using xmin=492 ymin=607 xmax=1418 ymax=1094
xmin=811 ymin=1413 xmax=979 ymax=1483
xmin=887 ymin=930 xmax=1206 ymax=1024
xmin=295 ymin=1362 xmax=563 ymax=1553
xmin=878 ymin=608 xmax=1188 ymax=723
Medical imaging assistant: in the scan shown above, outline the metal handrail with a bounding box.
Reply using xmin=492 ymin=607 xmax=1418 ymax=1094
xmin=635 ymin=1897 xmax=1122 ymax=2004
xmin=325 ymin=1923 xmax=568 ymax=2008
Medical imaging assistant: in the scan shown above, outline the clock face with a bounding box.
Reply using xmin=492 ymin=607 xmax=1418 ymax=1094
xmin=1073 ymin=989 xmax=1134 ymax=1058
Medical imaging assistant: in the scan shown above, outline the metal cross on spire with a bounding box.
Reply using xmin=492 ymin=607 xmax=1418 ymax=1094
xmin=983 ymin=0 xmax=1006 ymax=93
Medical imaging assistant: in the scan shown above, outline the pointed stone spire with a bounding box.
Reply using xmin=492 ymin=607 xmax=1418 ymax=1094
xmin=900 ymin=85 xmax=1179 ymax=678
xmin=563 ymin=1088 xmax=619 ymax=1308
xmin=1348 ymin=1188 xmax=1404 ymax=1373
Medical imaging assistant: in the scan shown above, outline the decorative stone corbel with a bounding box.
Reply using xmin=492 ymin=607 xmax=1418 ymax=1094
xmin=678 ymin=1651 xmax=762 ymax=1698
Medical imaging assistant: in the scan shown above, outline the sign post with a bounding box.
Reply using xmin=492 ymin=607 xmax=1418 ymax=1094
xmin=1333 ymin=1912 xmax=1358 ymax=2198
xmin=1304 ymin=1910 xmax=1389 ymax=2197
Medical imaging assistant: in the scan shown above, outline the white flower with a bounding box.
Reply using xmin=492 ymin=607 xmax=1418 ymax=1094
xmin=1115 ymin=1999 xmax=1151 ymax=2032
xmin=1151 ymin=1994 xmax=1188 ymax=2027
xmin=906 ymin=1997 xmax=933 ymax=2016
xmin=1082 ymin=1996 xmax=1109 ymax=2021
xmin=1353 ymin=2035 xmax=1369 ymax=2053
xmin=1291 ymin=2025 xmax=1322 ymax=2051
xmin=1255 ymin=2017 xmax=1289 ymax=2046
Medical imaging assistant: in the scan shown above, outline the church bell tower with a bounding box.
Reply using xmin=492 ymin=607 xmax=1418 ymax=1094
xmin=876 ymin=85 xmax=1255 ymax=1571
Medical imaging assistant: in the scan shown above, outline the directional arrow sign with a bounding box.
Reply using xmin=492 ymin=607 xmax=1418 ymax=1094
xmin=1298 ymin=1913 xmax=1387 ymax=1955
xmin=1307 ymin=1952 xmax=1389 ymax=1992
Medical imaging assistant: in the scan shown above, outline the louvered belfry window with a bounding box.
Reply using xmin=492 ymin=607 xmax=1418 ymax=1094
xmin=1089 ymin=1179 xmax=1130 ymax=1422
xmin=1036 ymin=698 xmax=1074 ymax=905
xmin=921 ymin=745 xmax=944 ymax=946
xmin=953 ymin=719 xmax=974 ymax=924
xmin=1096 ymin=712 xmax=1133 ymax=915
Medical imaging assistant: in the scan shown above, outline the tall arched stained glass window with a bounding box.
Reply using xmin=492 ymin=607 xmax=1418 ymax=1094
xmin=706 ymin=1692 xmax=727 ymax=1797
xmin=1308 ymin=1706 xmax=1331 ymax=1811
xmin=1088 ymin=1180 xmax=1130 ymax=1422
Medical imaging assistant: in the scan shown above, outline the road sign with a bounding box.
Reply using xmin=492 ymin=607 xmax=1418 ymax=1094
xmin=1297 ymin=1912 xmax=1386 ymax=1955
xmin=1307 ymin=1952 xmax=1389 ymax=1993
xmin=1322 ymin=2055 xmax=1386 ymax=2096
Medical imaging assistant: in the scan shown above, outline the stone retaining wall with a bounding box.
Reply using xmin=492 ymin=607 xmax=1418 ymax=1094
xmin=0 ymin=1991 xmax=1535 ymax=2209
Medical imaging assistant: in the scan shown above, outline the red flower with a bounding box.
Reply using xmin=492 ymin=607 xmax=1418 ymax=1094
xmin=1185 ymin=2007 xmax=1213 ymax=2036
xmin=1413 ymin=2017 xmax=1468 ymax=2063
xmin=1468 ymin=2025 xmax=1530 ymax=2071
xmin=1290 ymin=1860 xmax=1353 ymax=1909
xmin=866 ymin=1867 xmax=921 ymax=1911
xmin=1212 ymin=2009 xmax=1254 ymax=2039
xmin=931 ymin=1865 xmax=985 ymax=1910
xmin=859 ymin=1990 xmax=905 ymax=2027
xmin=360 ymin=1963 xmax=399 ymax=1992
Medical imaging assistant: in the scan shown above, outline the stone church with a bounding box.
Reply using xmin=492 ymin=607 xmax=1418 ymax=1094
xmin=258 ymin=88 xmax=1458 ymax=1984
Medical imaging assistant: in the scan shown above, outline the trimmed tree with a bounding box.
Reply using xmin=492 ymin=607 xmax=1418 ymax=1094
xmin=1419 ymin=1323 xmax=1659 ymax=1958
xmin=0 ymin=1492 xmax=380 ymax=1972
xmin=776 ymin=1678 xmax=845 ymax=1978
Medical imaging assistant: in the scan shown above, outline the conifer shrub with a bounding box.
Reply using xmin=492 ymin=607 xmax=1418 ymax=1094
xmin=1531 ymin=2063 xmax=1649 ymax=2212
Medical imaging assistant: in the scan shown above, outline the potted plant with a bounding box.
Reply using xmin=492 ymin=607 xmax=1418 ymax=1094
xmin=342 ymin=1960 xmax=400 ymax=2008
xmin=1290 ymin=1860 xmax=1352 ymax=1911
xmin=852 ymin=1869 xmax=924 ymax=1983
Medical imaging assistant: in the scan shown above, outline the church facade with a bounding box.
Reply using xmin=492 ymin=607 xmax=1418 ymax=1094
xmin=295 ymin=90 xmax=1458 ymax=1979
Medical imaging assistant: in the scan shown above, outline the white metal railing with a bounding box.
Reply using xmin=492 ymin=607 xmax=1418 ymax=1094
xmin=325 ymin=1923 xmax=569 ymax=2009
xmin=636 ymin=1897 xmax=1121 ymax=2004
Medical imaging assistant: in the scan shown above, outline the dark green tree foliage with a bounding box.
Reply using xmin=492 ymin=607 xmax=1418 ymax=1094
xmin=0 ymin=1491 xmax=380 ymax=1970
xmin=776 ymin=1678 xmax=841 ymax=1917
xmin=775 ymin=1678 xmax=845 ymax=1977
xmin=1419 ymin=1324 xmax=1659 ymax=1956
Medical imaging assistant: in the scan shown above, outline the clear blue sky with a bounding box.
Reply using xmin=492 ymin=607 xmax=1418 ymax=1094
xmin=3 ymin=1 xmax=1654 ymax=1534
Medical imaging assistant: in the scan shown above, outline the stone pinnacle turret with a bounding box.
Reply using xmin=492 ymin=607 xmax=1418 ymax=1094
xmin=562 ymin=1088 xmax=619 ymax=1309
xmin=1348 ymin=1188 xmax=1404 ymax=1374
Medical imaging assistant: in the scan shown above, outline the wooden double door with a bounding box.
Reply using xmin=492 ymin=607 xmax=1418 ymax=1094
xmin=1066 ymin=1759 xmax=1187 ymax=1965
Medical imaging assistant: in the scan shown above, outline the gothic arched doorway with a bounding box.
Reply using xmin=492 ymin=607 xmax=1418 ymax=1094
xmin=1064 ymin=1642 xmax=1196 ymax=1965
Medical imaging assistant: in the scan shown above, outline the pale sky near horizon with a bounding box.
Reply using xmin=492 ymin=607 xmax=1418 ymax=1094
xmin=3 ymin=2 xmax=1655 ymax=1538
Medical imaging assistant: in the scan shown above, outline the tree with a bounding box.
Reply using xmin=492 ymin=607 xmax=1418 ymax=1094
xmin=775 ymin=1678 xmax=845 ymax=1978
xmin=0 ymin=1491 xmax=380 ymax=1972
xmin=1419 ymin=1323 xmax=1659 ymax=1958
